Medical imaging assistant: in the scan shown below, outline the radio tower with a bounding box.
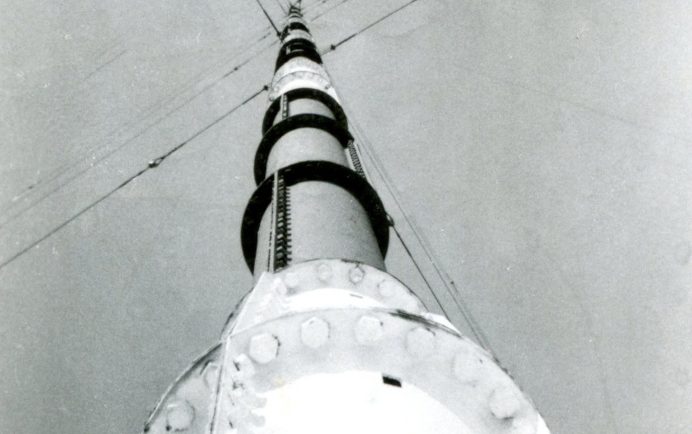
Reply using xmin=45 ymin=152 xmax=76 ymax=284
xmin=144 ymin=4 xmax=550 ymax=433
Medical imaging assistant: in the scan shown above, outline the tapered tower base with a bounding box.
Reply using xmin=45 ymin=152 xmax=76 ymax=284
xmin=144 ymin=260 xmax=550 ymax=434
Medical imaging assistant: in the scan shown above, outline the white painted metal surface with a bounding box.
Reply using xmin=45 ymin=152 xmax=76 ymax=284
xmin=144 ymin=259 xmax=551 ymax=433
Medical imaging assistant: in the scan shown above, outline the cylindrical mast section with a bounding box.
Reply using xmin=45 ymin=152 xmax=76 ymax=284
xmin=241 ymin=5 xmax=388 ymax=279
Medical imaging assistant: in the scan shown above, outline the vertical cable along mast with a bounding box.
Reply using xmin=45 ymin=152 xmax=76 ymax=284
xmin=143 ymin=5 xmax=550 ymax=434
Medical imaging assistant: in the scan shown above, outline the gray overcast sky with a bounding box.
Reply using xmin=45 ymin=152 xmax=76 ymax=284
xmin=1 ymin=0 xmax=690 ymax=433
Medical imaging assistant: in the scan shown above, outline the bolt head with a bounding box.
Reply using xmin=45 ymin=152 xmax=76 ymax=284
xmin=284 ymin=272 xmax=299 ymax=289
xmin=355 ymin=315 xmax=383 ymax=344
xmin=202 ymin=363 xmax=220 ymax=389
xmin=406 ymin=327 xmax=435 ymax=357
xmin=349 ymin=266 xmax=365 ymax=283
xmin=248 ymin=333 xmax=279 ymax=364
xmin=489 ymin=386 xmax=521 ymax=419
xmin=165 ymin=400 xmax=195 ymax=431
xmin=301 ymin=317 xmax=330 ymax=348
xmin=316 ymin=263 xmax=332 ymax=282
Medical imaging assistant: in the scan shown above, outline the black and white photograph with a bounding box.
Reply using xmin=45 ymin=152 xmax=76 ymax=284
xmin=1 ymin=0 xmax=690 ymax=433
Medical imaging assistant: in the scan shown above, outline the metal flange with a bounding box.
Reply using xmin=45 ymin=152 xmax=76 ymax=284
xmin=144 ymin=267 xmax=550 ymax=434
xmin=210 ymin=307 xmax=551 ymax=434
xmin=143 ymin=344 xmax=222 ymax=433
xmin=269 ymin=259 xmax=427 ymax=315
xmin=269 ymin=58 xmax=336 ymax=102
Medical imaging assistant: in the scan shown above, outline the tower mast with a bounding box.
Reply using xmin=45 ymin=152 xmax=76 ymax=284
xmin=144 ymin=5 xmax=550 ymax=433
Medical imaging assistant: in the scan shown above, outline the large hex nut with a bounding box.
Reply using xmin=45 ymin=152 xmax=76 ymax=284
xmin=316 ymin=263 xmax=333 ymax=282
xmin=301 ymin=317 xmax=330 ymax=349
xmin=248 ymin=333 xmax=279 ymax=364
xmin=489 ymin=385 xmax=521 ymax=419
xmin=165 ymin=400 xmax=195 ymax=432
xmin=355 ymin=315 xmax=384 ymax=344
